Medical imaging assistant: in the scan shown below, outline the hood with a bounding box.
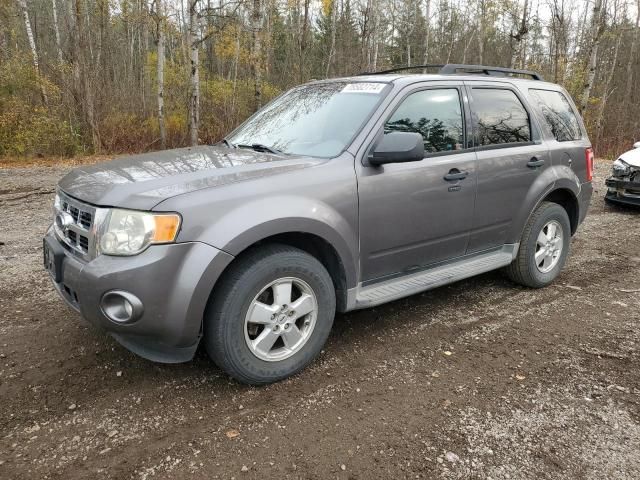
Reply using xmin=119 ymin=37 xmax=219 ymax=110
xmin=619 ymin=147 xmax=640 ymax=168
xmin=58 ymin=146 xmax=321 ymax=210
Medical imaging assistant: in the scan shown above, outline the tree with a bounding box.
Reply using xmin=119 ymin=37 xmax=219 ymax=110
xmin=153 ymin=0 xmax=167 ymax=149
xmin=624 ymin=0 xmax=640 ymax=103
xmin=251 ymin=0 xmax=264 ymax=110
xmin=17 ymin=0 xmax=47 ymax=104
xmin=51 ymin=0 xmax=64 ymax=64
xmin=422 ymin=0 xmax=431 ymax=67
xmin=579 ymin=0 xmax=605 ymax=114
xmin=2 ymin=0 xmax=640 ymax=159
xmin=509 ymin=0 xmax=529 ymax=69
xmin=188 ymin=0 xmax=201 ymax=146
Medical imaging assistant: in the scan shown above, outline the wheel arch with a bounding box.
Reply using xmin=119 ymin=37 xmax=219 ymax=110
xmin=508 ymin=169 xmax=582 ymax=243
xmin=232 ymin=230 xmax=351 ymax=312
xmin=541 ymin=188 xmax=580 ymax=234
xmin=203 ymin=222 xmax=355 ymax=315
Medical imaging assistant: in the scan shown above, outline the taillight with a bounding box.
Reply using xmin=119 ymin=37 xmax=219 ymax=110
xmin=585 ymin=147 xmax=594 ymax=182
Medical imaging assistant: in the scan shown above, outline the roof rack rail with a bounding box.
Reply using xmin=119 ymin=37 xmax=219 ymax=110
xmin=358 ymin=64 xmax=445 ymax=75
xmin=439 ymin=64 xmax=544 ymax=81
xmin=360 ymin=63 xmax=544 ymax=81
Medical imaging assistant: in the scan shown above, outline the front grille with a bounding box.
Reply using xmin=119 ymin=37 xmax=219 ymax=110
xmin=54 ymin=191 xmax=98 ymax=260
xmin=79 ymin=211 xmax=92 ymax=229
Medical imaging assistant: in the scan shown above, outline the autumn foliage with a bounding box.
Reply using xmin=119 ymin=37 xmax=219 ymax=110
xmin=2 ymin=0 xmax=639 ymax=159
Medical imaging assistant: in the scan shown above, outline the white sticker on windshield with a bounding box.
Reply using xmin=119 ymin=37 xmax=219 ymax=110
xmin=342 ymin=83 xmax=386 ymax=94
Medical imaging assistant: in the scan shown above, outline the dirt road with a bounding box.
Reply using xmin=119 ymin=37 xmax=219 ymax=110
xmin=1 ymin=160 xmax=639 ymax=479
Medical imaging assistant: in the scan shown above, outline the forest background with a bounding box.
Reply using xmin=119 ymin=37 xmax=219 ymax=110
xmin=2 ymin=0 xmax=639 ymax=159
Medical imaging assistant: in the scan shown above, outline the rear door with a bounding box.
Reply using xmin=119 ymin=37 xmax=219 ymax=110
xmin=465 ymin=82 xmax=550 ymax=253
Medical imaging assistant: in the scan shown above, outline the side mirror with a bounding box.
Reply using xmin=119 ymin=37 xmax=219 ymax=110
xmin=634 ymin=141 xmax=640 ymax=149
xmin=368 ymin=132 xmax=425 ymax=166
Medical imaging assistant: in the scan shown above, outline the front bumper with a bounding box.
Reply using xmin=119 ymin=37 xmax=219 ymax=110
xmin=44 ymin=227 xmax=234 ymax=363
xmin=605 ymin=177 xmax=640 ymax=207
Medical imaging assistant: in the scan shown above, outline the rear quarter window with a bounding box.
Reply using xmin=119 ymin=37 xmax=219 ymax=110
xmin=528 ymin=89 xmax=582 ymax=142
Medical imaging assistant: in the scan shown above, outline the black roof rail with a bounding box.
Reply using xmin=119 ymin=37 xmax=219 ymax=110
xmin=360 ymin=63 xmax=544 ymax=81
xmin=439 ymin=64 xmax=544 ymax=81
xmin=359 ymin=64 xmax=445 ymax=75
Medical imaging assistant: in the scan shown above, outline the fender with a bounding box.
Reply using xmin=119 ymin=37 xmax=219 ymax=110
xmin=507 ymin=164 xmax=581 ymax=243
xmin=153 ymin=154 xmax=360 ymax=289
xmin=182 ymin=194 xmax=358 ymax=288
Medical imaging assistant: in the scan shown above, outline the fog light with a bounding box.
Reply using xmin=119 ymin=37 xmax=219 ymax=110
xmin=100 ymin=290 xmax=144 ymax=324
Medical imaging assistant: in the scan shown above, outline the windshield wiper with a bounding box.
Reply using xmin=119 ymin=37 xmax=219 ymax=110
xmin=220 ymin=138 xmax=235 ymax=148
xmin=235 ymin=143 xmax=284 ymax=155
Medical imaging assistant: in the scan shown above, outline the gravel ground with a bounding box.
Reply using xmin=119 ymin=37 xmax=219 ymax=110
xmin=0 ymin=159 xmax=639 ymax=479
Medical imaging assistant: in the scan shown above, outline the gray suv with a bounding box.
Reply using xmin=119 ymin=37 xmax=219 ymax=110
xmin=44 ymin=64 xmax=593 ymax=384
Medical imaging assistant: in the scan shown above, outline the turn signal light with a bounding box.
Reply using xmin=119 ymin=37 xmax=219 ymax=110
xmin=153 ymin=214 xmax=181 ymax=243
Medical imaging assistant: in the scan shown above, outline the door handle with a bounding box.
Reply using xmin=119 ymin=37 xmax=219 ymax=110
xmin=527 ymin=157 xmax=545 ymax=168
xmin=443 ymin=169 xmax=469 ymax=181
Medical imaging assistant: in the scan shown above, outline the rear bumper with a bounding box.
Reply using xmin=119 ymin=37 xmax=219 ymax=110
xmin=578 ymin=181 xmax=594 ymax=225
xmin=44 ymin=227 xmax=234 ymax=363
xmin=605 ymin=177 xmax=640 ymax=207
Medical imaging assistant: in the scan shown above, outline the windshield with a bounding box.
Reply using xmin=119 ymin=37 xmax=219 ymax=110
xmin=228 ymin=82 xmax=390 ymax=157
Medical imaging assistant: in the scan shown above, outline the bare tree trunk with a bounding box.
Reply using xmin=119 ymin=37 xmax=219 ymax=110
xmin=596 ymin=29 xmax=622 ymax=146
xmin=17 ymin=0 xmax=47 ymax=104
xmin=231 ymin=34 xmax=239 ymax=111
xmin=371 ymin=0 xmax=379 ymax=70
xmin=360 ymin=0 xmax=371 ymax=70
xmin=509 ymin=0 xmax=529 ymax=68
xmin=156 ymin=0 xmax=167 ymax=149
xmin=579 ymin=0 xmax=604 ymax=114
xmin=141 ymin=0 xmax=150 ymax=115
xmin=51 ymin=0 xmax=64 ymax=63
xmin=325 ymin=0 xmax=337 ymax=77
xmin=406 ymin=0 xmax=416 ymax=66
xmin=251 ymin=0 xmax=263 ymax=111
xmin=462 ymin=29 xmax=476 ymax=64
xmin=299 ymin=0 xmax=310 ymax=82
xmin=478 ymin=0 xmax=485 ymax=64
xmin=624 ymin=0 xmax=640 ymax=102
xmin=72 ymin=0 xmax=99 ymax=151
xmin=188 ymin=0 xmax=200 ymax=146
xmin=422 ymin=0 xmax=431 ymax=69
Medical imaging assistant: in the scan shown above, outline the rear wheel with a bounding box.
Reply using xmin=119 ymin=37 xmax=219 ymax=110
xmin=504 ymin=201 xmax=571 ymax=288
xmin=204 ymin=244 xmax=336 ymax=385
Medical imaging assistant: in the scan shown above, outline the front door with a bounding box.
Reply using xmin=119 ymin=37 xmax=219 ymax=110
xmin=357 ymin=84 xmax=477 ymax=283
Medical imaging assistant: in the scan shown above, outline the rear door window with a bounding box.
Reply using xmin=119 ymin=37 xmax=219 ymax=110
xmin=385 ymin=88 xmax=465 ymax=153
xmin=528 ymin=89 xmax=582 ymax=142
xmin=470 ymin=88 xmax=532 ymax=146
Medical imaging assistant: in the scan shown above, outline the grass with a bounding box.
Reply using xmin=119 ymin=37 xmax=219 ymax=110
xmin=0 ymin=154 xmax=115 ymax=169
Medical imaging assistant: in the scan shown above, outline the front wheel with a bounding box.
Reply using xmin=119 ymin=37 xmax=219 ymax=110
xmin=204 ymin=244 xmax=336 ymax=385
xmin=504 ymin=201 xmax=571 ymax=288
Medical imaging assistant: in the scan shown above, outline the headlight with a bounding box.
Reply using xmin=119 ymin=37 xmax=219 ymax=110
xmin=97 ymin=209 xmax=181 ymax=256
xmin=612 ymin=158 xmax=631 ymax=176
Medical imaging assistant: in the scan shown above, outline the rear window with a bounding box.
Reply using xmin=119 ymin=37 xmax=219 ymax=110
xmin=528 ymin=89 xmax=582 ymax=142
xmin=471 ymin=88 xmax=531 ymax=146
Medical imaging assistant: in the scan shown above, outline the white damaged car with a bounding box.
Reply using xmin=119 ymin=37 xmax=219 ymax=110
xmin=606 ymin=142 xmax=640 ymax=207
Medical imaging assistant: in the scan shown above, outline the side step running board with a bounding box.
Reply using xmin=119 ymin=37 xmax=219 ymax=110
xmin=352 ymin=245 xmax=518 ymax=310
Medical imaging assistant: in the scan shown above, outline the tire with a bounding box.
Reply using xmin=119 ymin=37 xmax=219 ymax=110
xmin=204 ymin=244 xmax=336 ymax=385
xmin=504 ymin=201 xmax=571 ymax=288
